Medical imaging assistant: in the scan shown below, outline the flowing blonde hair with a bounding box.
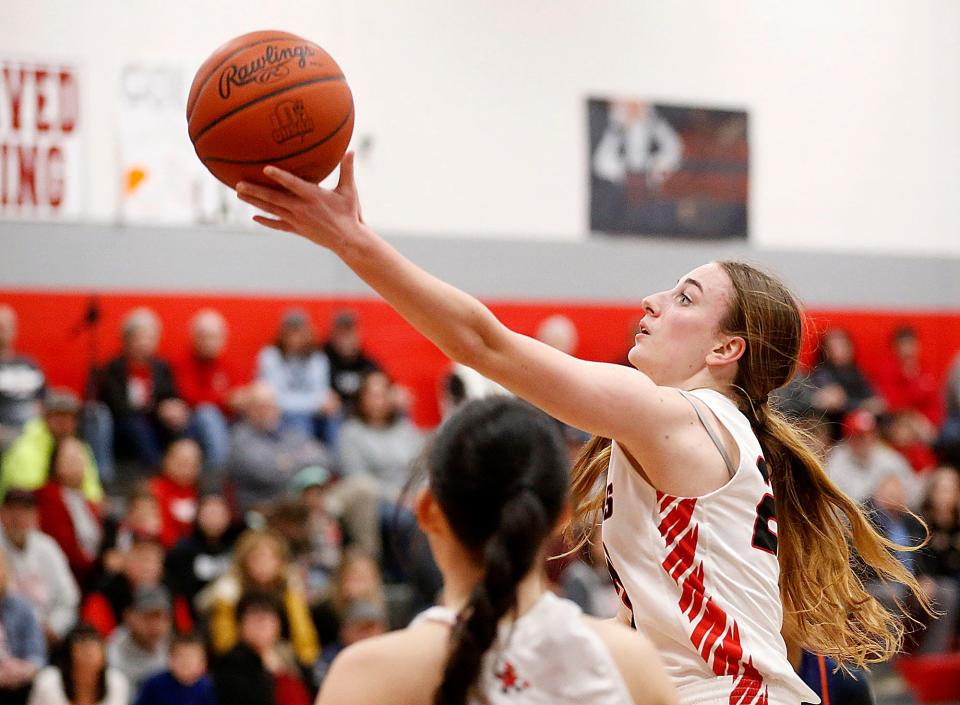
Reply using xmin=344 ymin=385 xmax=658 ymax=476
xmin=568 ymin=260 xmax=930 ymax=668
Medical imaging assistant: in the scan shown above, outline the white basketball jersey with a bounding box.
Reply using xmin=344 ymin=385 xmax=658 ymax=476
xmin=412 ymin=592 xmax=634 ymax=705
xmin=602 ymin=388 xmax=819 ymax=705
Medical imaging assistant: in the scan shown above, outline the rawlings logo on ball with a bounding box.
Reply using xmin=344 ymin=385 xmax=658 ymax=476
xmin=271 ymin=99 xmax=315 ymax=143
xmin=218 ymin=44 xmax=316 ymax=99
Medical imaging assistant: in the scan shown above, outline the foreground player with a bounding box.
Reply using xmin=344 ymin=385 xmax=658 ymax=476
xmin=318 ymin=397 xmax=675 ymax=705
xmin=238 ymin=155 xmax=927 ymax=705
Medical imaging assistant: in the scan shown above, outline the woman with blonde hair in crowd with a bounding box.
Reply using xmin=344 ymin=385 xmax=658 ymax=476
xmin=196 ymin=528 xmax=319 ymax=671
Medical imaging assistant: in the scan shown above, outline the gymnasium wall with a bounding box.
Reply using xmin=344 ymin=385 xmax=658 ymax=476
xmin=2 ymin=1 xmax=960 ymax=254
xmin=3 ymin=222 xmax=959 ymax=426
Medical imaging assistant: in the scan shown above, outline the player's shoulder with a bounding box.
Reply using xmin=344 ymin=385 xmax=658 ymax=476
xmin=317 ymin=620 xmax=450 ymax=705
xmin=581 ymin=616 xmax=678 ymax=705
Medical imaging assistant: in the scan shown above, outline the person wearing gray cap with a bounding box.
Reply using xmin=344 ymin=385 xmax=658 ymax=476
xmin=0 ymin=388 xmax=103 ymax=503
xmin=106 ymin=585 xmax=172 ymax=698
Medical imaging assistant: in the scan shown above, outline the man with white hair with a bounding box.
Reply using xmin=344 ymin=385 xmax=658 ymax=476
xmin=0 ymin=305 xmax=46 ymax=449
xmin=175 ymin=309 xmax=243 ymax=470
xmin=228 ymin=381 xmax=381 ymax=559
xmin=99 ymin=307 xmax=189 ymax=468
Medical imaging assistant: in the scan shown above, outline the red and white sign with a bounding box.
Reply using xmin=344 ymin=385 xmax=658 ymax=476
xmin=0 ymin=61 xmax=81 ymax=217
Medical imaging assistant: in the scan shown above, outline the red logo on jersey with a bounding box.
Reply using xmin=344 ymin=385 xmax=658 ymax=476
xmin=494 ymin=660 xmax=530 ymax=694
xmin=655 ymin=491 xmax=770 ymax=705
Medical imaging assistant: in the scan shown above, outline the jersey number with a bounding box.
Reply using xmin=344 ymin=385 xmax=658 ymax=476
xmin=603 ymin=482 xmax=614 ymax=520
xmin=751 ymin=493 xmax=778 ymax=555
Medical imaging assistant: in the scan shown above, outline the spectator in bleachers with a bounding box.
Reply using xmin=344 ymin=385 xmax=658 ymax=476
xmin=148 ymin=439 xmax=201 ymax=550
xmin=134 ymin=631 xmax=216 ymax=705
xmin=106 ymin=585 xmax=172 ymax=697
xmin=257 ymin=309 xmax=339 ymax=445
xmin=0 ymin=548 xmax=46 ymax=705
xmin=862 ymin=473 xmax=926 ymax=616
xmin=825 ymin=409 xmax=919 ymax=506
xmin=176 ymin=309 xmax=243 ymax=471
xmin=227 ymin=381 xmax=334 ymax=514
xmin=100 ymin=308 xmax=189 ymax=468
xmin=28 ymin=624 xmax=129 ymax=705
xmin=290 ymin=467 xmax=342 ymax=602
xmin=0 ymin=489 xmax=79 ymax=646
xmin=35 ymin=437 xmax=104 ymax=586
xmin=82 ymin=534 xmax=165 ymax=637
xmin=882 ymin=411 xmax=938 ymax=474
xmin=100 ymin=493 xmax=161 ymax=570
xmin=322 ymin=310 xmax=380 ymax=413
xmin=315 ymin=600 xmax=387 ymax=684
xmin=197 ymin=529 xmax=319 ymax=671
xmin=211 ymin=591 xmax=311 ymax=705
xmin=914 ymin=466 xmax=960 ymax=653
xmin=0 ymin=305 xmax=46 ymax=450
xmin=165 ymin=494 xmax=238 ymax=625
xmin=808 ymin=328 xmax=884 ymax=438
xmin=338 ymin=371 xmax=424 ymax=503
xmin=1 ymin=388 xmax=103 ymax=503
xmin=876 ymin=326 xmax=941 ymax=428
xmin=938 ymin=351 xmax=960 ymax=468
xmin=312 ymin=548 xmax=385 ymax=649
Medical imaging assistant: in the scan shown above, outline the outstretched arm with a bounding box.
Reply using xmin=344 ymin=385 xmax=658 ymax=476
xmin=236 ymin=156 xmax=689 ymax=452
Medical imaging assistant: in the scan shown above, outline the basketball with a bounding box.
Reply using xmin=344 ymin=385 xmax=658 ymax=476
xmin=187 ymin=30 xmax=354 ymax=188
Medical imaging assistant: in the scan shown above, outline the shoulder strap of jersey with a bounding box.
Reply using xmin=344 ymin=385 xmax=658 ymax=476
xmin=678 ymin=390 xmax=736 ymax=477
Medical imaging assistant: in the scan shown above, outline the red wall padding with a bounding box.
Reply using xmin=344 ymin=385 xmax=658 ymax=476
xmin=2 ymin=289 xmax=958 ymax=427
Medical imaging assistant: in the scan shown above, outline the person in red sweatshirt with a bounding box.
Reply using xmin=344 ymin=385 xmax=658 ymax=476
xmin=176 ymin=309 xmax=246 ymax=471
xmin=35 ymin=436 xmax=104 ymax=587
xmin=149 ymin=439 xmax=202 ymax=550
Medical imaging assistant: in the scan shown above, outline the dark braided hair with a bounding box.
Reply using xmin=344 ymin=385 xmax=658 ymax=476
xmin=430 ymin=397 xmax=568 ymax=705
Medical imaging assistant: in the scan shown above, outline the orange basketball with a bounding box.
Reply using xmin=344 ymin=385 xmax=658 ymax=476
xmin=187 ymin=30 xmax=354 ymax=188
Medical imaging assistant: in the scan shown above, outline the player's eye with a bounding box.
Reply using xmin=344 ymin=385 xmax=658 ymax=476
xmin=678 ymin=293 xmax=692 ymax=305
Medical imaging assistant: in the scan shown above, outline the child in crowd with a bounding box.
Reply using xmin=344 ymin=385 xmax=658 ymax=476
xmin=148 ymin=439 xmax=202 ymax=550
xmin=197 ymin=529 xmax=319 ymax=671
xmin=134 ymin=631 xmax=216 ymax=705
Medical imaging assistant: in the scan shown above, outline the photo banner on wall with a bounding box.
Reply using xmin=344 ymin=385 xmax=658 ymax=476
xmin=0 ymin=60 xmax=81 ymax=218
xmin=588 ymin=99 xmax=748 ymax=239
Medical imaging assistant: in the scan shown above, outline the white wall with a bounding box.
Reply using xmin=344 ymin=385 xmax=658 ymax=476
xmin=3 ymin=0 xmax=960 ymax=255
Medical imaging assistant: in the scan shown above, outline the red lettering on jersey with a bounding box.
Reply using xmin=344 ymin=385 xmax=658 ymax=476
xmin=656 ymin=493 xmax=769 ymax=705
xmin=658 ymin=497 xmax=697 ymax=545
xmin=662 ymin=524 xmax=699 ymax=581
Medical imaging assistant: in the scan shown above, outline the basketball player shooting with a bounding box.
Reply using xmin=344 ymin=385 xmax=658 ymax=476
xmin=237 ymin=154 xmax=929 ymax=705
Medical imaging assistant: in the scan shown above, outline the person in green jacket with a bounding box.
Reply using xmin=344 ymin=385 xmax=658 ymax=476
xmin=0 ymin=388 xmax=103 ymax=503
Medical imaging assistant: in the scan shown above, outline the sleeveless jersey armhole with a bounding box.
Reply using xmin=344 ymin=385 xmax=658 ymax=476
xmin=678 ymin=389 xmax=737 ymax=478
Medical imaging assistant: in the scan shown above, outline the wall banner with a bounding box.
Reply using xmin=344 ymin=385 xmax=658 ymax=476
xmin=589 ymin=99 xmax=748 ymax=239
xmin=0 ymin=61 xmax=81 ymax=218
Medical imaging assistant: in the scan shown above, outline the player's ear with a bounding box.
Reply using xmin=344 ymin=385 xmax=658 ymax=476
xmin=414 ymin=487 xmax=445 ymax=537
xmin=707 ymin=335 xmax=746 ymax=367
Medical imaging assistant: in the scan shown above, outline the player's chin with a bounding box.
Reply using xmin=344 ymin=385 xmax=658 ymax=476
xmin=626 ymin=344 xmax=648 ymax=372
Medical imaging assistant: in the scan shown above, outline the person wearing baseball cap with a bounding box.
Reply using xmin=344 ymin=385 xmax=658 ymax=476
xmin=0 ymin=387 xmax=103 ymax=503
xmin=825 ymin=409 xmax=920 ymax=506
xmin=106 ymin=585 xmax=172 ymax=694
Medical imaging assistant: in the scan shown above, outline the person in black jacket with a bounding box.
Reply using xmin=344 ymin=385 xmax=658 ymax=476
xmin=165 ymin=494 xmax=239 ymax=623
xmin=212 ymin=592 xmax=312 ymax=705
xmin=99 ymin=308 xmax=189 ymax=468
xmin=809 ymin=328 xmax=884 ymax=440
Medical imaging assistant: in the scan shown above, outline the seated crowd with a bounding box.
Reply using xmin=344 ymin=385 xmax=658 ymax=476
xmin=1 ymin=301 xmax=960 ymax=703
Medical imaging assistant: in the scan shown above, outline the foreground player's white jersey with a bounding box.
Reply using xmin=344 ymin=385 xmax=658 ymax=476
xmin=412 ymin=592 xmax=634 ymax=705
xmin=602 ymin=388 xmax=819 ymax=705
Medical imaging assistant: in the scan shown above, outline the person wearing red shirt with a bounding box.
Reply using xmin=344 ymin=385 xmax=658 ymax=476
xmin=876 ymin=327 xmax=941 ymax=425
xmin=177 ymin=309 xmax=245 ymax=471
xmin=148 ymin=439 xmax=202 ymax=550
xmin=35 ymin=437 xmax=103 ymax=587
